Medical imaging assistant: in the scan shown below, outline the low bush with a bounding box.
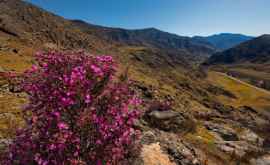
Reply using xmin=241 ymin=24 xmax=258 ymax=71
xmin=2 ymin=51 xmax=141 ymax=165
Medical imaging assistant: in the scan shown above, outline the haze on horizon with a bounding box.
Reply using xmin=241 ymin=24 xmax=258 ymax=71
xmin=26 ymin=0 xmax=270 ymax=37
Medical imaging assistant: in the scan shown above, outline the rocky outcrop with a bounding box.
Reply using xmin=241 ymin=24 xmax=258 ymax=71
xmin=140 ymin=130 xmax=203 ymax=165
xmin=204 ymin=122 xmax=238 ymax=141
xmin=144 ymin=110 xmax=193 ymax=133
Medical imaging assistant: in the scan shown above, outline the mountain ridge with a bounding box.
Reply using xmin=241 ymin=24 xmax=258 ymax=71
xmin=193 ymin=33 xmax=254 ymax=50
xmin=205 ymin=34 xmax=270 ymax=65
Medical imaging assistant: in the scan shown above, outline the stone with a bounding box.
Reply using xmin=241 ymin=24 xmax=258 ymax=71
xmin=250 ymin=155 xmax=270 ymax=165
xmin=141 ymin=131 xmax=156 ymax=145
xmin=9 ymin=84 xmax=22 ymax=93
xmin=216 ymin=141 xmax=262 ymax=158
xmin=166 ymin=141 xmax=200 ymax=165
xmin=240 ymin=129 xmax=263 ymax=145
xmin=148 ymin=110 xmax=179 ymax=120
xmin=0 ymin=138 xmax=12 ymax=150
xmin=204 ymin=122 xmax=239 ymax=141
xmin=144 ymin=110 xmax=185 ymax=132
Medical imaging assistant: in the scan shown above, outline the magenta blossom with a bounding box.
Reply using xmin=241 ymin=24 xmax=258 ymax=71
xmin=2 ymin=51 xmax=141 ymax=165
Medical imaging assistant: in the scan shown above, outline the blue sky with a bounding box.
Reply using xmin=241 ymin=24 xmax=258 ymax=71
xmin=26 ymin=0 xmax=270 ymax=37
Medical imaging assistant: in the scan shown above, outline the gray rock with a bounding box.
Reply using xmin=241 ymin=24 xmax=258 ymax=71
xmin=240 ymin=129 xmax=263 ymax=145
xmin=216 ymin=141 xmax=262 ymax=158
xmin=204 ymin=122 xmax=238 ymax=141
xmin=144 ymin=110 xmax=185 ymax=132
xmin=0 ymin=138 xmax=12 ymax=150
xmin=148 ymin=110 xmax=179 ymax=120
xmin=141 ymin=131 xmax=156 ymax=145
xmin=166 ymin=140 xmax=200 ymax=165
xmin=250 ymin=155 xmax=270 ymax=165
xmin=9 ymin=84 xmax=22 ymax=93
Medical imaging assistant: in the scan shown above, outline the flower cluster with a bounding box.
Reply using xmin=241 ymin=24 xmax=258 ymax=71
xmin=2 ymin=51 xmax=141 ymax=165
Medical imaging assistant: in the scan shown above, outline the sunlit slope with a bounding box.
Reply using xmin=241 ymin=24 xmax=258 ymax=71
xmin=207 ymin=71 xmax=270 ymax=111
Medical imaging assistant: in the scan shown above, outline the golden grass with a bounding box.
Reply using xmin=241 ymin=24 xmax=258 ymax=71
xmin=0 ymin=38 xmax=34 ymax=72
xmin=0 ymin=52 xmax=33 ymax=72
xmin=0 ymin=92 xmax=26 ymax=138
xmin=207 ymin=71 xmax=270 ymax=111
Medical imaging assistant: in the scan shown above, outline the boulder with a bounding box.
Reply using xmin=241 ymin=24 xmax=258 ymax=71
xmin=204 ymin=122 xmax=238 ymax=141
xmin=166 ymin=141 xmax=200 ymax=165
xmin=144 ymin=110 xmax=185 ymax=132
xmin=216 ymin=141 xmax=262 ymax=158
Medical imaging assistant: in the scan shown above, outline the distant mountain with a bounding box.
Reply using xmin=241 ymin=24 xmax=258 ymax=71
xmin=71 ymin=20 xmax=216 ymax=60
xmin=205 ymin=34 xmax=270 ymax=65
xmin=0 ymin=0 xmax=217 ymax=67
xmin=193 ymin=33 xmax=254 ymax=50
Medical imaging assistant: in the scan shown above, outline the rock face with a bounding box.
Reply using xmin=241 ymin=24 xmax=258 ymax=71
xmin=140 ymin=130 xmax=203 ymax=165
xmin=144 ymin=110 xmax=186 ymax=132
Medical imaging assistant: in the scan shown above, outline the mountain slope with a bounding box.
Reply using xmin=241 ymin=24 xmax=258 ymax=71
xmin=193 ymin=33 xmax=253 ymax=50
xmin=73 ymin=20 xmax=214 ymax=56
xmin=205 ymin=35 xmax=270 ymax=91
xmin=206 ymin=34 xmax=270 ymax=65
xmin=0 ymin=0 xmax=216 ymax=67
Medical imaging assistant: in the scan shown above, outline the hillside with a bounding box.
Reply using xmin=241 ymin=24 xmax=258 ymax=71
xmin=71 ymin=20 xmax=216 ymax=61
xmin=206 ymin=35 xmax=270 ymax=65
xmin=193 ymin=33 xmax=253 ymax=50
xmin=0 ymin=0 xmax=270 ymax=164
xmin=204 ymin=35 xmax=270 ymax=91
xmin=0 ymin=0 xmax=217 ymax=67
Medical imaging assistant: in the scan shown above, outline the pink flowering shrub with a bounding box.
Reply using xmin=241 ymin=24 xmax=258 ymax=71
xmin=2 ymin=51 xmax=141 ymax=165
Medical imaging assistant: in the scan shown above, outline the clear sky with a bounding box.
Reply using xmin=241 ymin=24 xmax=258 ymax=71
xmin=26 ymin=0 xmax=270 ymax=37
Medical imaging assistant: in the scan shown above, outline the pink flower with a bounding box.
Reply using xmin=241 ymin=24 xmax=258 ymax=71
xmin=3 ymin=51 xmax=141 ymax=164
xmin=31 ymin=65 xmax=38 ymax=72
xmin=57 ymin=122 xmax=68 ymax=130
xmin=42 ymin=63 xmax=48 ymax=67
xmin=85 ymin=94 xmax=91 ymax=104
xmin=49 ymin=144 xmax=56 ymax=150
xmin=96 ymin=140 xmax=102 ymax=145
xmin=97 ymin=160 xmax=102 ymax=165
xmin=52 ymin=112 xmax=60 ymax=118
xmin=91 ymin=65 xmax=103 ymax=75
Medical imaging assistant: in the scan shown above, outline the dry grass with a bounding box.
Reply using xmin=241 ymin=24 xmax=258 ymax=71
xmin=0 ymin=52 xmax=33 ymax=72
xmin=207 ymin=71 xmax=270 ymax=111
xmin=0 ymin=38 xmax=34 ymax=72
xmin=0 ymin=92 xmax=26 ymax=138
